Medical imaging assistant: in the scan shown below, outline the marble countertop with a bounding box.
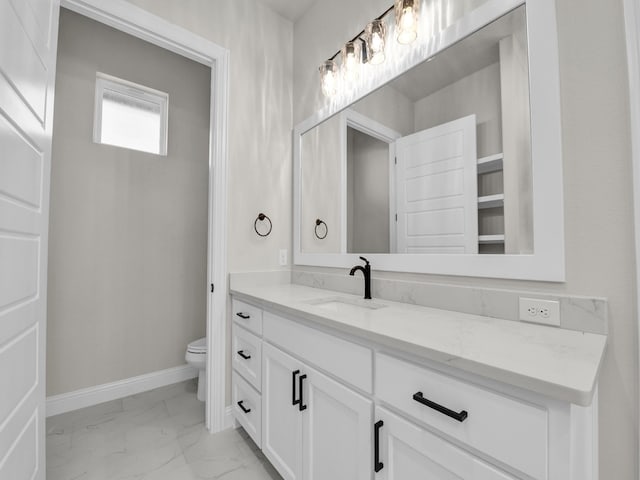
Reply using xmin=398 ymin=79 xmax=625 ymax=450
xmin=230 ymin=283 xmax=607 ymax=406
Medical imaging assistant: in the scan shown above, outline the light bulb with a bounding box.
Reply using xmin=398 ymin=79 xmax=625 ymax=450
xmin=319 ymin=60 xmax=339 ymax=97
xmin=341 ymin=41 xmax=362 ymax=86
xmin=365 ymin=19 xmax=387 ymax=66
xmin=395 ymin=0 xmax=419 ymax=45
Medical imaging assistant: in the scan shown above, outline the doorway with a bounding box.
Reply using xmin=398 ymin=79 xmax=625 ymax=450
xmin=50 ymin=0 xmax=229 ymax=433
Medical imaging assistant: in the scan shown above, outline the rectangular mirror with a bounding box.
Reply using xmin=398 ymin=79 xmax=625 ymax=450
xmin=294 ymin=0 xmax=565 ymax=281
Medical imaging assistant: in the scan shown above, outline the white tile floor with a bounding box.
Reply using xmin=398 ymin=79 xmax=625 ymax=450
xmin=46 ymin=380 xmax=282 ymax=480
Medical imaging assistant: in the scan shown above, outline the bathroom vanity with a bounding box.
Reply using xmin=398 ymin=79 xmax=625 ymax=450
xmin=229 ymin=283 xmax=606 ymax=480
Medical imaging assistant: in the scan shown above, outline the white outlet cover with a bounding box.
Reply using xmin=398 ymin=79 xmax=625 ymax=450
xmin=518 ymin=297 xmax=560 ymax=327
xmin=279 ymin=249 xmax=287 ymax=266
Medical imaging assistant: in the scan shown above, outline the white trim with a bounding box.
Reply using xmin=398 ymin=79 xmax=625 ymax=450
xmin=622 ymin=0 xmax=640 ymax=471
xmin=293 ymin=0 xmax=566 ymax=281
xmin=60 ymin=0 xmax=230 ymax=433
xmin=45 ymin=365 xmax=198 ymax=417
xmin=224 ymin=405 xmax=235 ymax=430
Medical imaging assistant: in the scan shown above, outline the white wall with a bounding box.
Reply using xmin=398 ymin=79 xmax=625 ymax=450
xmin=293 ymin=0 xmax=638 ymax=478
xmin=300 ymin=114 xmax=343 ymax=253
xmin=48 ymin=9 xmax=210 ymax=396
xmin=413 ymin=63 xmax=502 ymax=158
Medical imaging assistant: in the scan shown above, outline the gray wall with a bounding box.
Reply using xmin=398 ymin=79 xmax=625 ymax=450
xmin=47 ymin=9 xmax=210 ymax=395
xmin=347 ymin=128 xmax=390 ymax=253
xmin=293 ymin=0 xmax=638 ymax=478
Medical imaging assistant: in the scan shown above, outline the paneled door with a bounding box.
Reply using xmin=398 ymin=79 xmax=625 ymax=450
xmin=394 ymin=115 xmax=478 ymax=254
xmin=262 ymin=343 xmax=304 ymax=480
xmin=302 ymin=365 xmax=372 ymax=480
xmin=0 ymin=0 xmax=60 ymax=478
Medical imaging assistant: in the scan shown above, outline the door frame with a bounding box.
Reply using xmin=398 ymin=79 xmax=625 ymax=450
xmin=59 ymin=0 xmax=230 ymax=433
xmin=340 ymin=110 xmax=401 ymax=253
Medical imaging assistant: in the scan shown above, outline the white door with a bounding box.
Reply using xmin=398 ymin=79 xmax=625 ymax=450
xmin=395 ymin=115 xmax=478 ymax=253
xmin=262 ymin=343 xmax=304 ymax=480
xmin=302 ymin=365 xmax=372 ymax=480
xmin=0 ymin=0 xmax=60 ymax=478
xmin=375 ymin=407 xmax=516 ymax=480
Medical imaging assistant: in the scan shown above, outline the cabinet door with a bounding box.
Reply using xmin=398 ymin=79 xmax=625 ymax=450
xmin=262 ymin=343 xmax=304 ymax=480
xmin=375 ymin=407 xmax=517 ymax=480
xmin=302 ymin=365 xmax=373 ymax=480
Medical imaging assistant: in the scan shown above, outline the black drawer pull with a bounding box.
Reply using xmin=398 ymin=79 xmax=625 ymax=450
xmin=292 ymin=370 xmax=300 ymax=406
xmin=237 ymin=400 xmax=251 ymax=414
xmin=236 ymin=312 xmax=250 ymax=319
xmin=412 ymin=392 xmax=468 ymax=422
xmin=374 ymin=420 xmax=384 ymax=472
xmin=299 ymin=374 xmax=307 ymax=411
xmin=237 ymin=350 xmax=251 ymax=360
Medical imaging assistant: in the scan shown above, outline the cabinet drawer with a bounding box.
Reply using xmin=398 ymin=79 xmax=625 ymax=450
xmin=232 ymin=299 xmax=263 ymax=335
xmin=232 ymin=325 xmax=262 ymax=391
xmin=264 ymin=311 xmax=373 ymax=393
xmin=375 ymin=406 xmax=517 ymax=480
xmin=232 ymin=372 xmax=262 ymax=448
xmin=375 ymin=353 xmax=548 ymax=480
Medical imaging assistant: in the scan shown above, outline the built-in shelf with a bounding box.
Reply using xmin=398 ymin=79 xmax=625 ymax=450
xmin=478 ymin=234 xmax=505 ymax=244
xmin=478 ymin=193 xmax=504 ymax=209
xmin=477 ymin=153 xmax=504 ymax=174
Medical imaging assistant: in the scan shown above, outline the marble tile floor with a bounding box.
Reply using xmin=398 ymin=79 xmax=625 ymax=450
xmin=46 ymin=379 xmax=282 ymax=480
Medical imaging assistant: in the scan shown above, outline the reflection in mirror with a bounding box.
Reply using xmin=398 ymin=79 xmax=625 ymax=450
xmin=301 ymin=6 xmax=532 ymax=256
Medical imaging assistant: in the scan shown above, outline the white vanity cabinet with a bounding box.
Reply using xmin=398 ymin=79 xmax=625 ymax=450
xmin=261 ymin=325 xmax=373 ymax=480
xmin=230 ymin=294 xmax=599 ymax=480
xmin=231 ymin=299 xmax=264 ymax=448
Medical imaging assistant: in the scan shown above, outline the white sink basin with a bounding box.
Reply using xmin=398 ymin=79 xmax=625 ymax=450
xmin=305 ymin=296 xmax=387 ymax=312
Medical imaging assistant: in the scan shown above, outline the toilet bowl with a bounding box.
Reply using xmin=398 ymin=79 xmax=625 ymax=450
xmin=185 ymin=337 xmax=207 ymax=401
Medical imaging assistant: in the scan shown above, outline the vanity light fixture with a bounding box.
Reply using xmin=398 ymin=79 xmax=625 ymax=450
xmin=341 ymin=40 xmax=362 ymax=85
xmin=319 ymin=60 xmax=339 ymax=97
xmin=364 ymin=19 xmax=387 ymax=65
xmin=318 ymin=1 xmax=423 ymax=98
xmin=395 ymin=0 xmax=419 ymax=45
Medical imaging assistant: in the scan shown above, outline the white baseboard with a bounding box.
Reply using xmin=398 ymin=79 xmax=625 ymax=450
xmin=46 ymin=364 xmax=198 ymax=417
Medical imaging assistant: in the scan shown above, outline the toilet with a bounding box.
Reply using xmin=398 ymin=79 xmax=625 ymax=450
xmin=185 ymin=337 xmax=207 ymax=401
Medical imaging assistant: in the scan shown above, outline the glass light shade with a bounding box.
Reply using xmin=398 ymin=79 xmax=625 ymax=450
xmin=365 ymin=19 xmax=387 ymax=65
xmin=341 ymin=41 xmax=362 ymax=85
xmin=395 ymin=0 xmax=419 ymax=45
xmin=319 ymin=60 xmax=339 ymax=97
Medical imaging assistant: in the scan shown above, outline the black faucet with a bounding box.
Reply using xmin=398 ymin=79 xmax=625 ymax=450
xmin=349 ymin=256 xmax=371 ymax=300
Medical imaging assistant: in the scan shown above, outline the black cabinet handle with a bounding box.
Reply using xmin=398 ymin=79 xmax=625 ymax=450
xmin=236 ymin=312 xmax=250 ymax=319
xmin=374 ymin=420 xmax=384 ymax=472
xmin=237 ymin=400 xmax=251 ymax=414
xmin=412 ymin=392 xmax=468 ymax=422
xmin=292 ymin=370 xmax=300 ymax=406
xmin=298 ymin=374 xmax=307 ymax=411
xmin=237 ymin=350 xmax=251 ymax=360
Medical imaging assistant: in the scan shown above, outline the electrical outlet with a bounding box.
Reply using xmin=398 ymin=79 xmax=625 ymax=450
xmin=518 ymin=298 xmax=560 ymax=327
xmin=279 ymin=249 xmax=287 ymax=266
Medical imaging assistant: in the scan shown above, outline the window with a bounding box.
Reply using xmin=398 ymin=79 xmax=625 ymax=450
xmin=93 ymin=73 xmax=168 ymax=155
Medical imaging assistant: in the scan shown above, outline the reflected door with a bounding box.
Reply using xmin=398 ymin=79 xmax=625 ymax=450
xmin=394 ymin=115 xmax=478 ymax=253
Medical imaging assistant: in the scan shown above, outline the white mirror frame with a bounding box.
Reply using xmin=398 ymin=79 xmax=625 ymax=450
xmin=293 ymin=0 xmax=565 ymax=281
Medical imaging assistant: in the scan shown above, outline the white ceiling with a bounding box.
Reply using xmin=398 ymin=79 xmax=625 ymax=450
xmin=254 ymin=0 xmax=318 ymax=22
